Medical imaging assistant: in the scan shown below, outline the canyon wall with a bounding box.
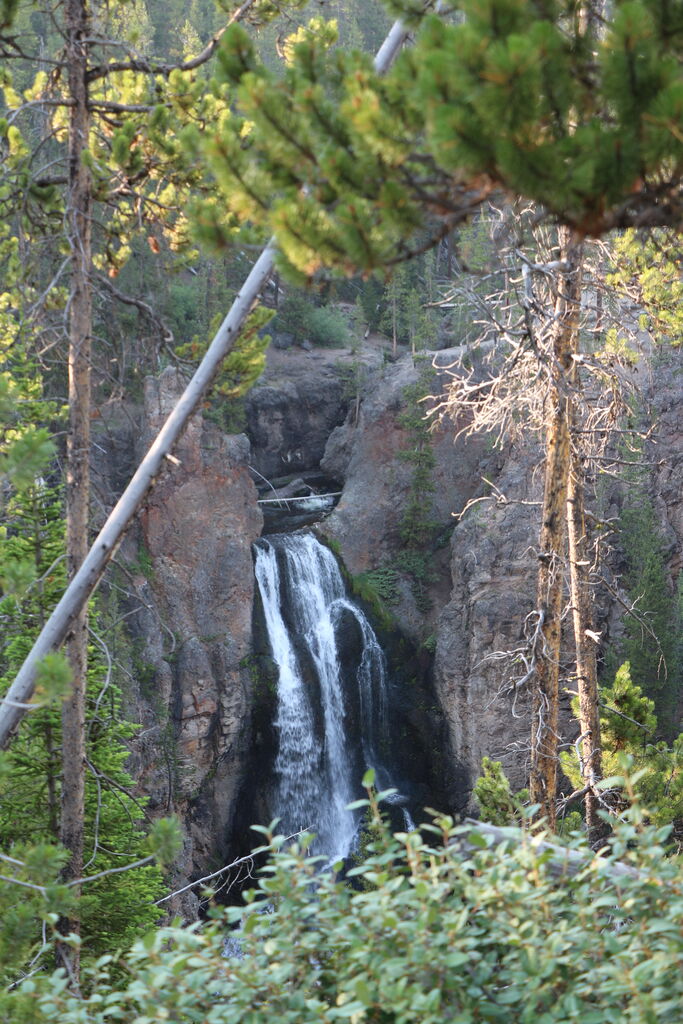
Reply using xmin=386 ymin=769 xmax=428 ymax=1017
xmin=97 ymin=368 xmax=262 ymax=913
xmin=318 ymin=353 xmax=544 ymax=801
xmin=101 ymin=344 xmax=683 ymax=899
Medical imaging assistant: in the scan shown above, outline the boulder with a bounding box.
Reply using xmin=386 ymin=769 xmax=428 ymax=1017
xmin=246 ymin=374 xmax=347 ymax=480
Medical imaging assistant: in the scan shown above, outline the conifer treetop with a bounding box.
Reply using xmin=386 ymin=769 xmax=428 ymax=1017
xmin=202 ymin=0 xmax=683 ymax=278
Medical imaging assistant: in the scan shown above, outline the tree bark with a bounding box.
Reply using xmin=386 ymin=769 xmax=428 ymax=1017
xmin=529 ymin=227 xmax=582 ymax=830
xmin=58 ymin=0 xmax=92 ymax=983
xmin=534 ymin=2 xmax=604 ymax=837
xmin=567 ymin=442 xmax=605 ymax=847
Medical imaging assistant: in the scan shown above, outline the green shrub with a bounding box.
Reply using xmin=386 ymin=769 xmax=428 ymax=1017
xmin=561 ymin=663 xmax=683 ymax=834
xmin=473 ymin=756 xmax=529 ymax=826
xmin=305 ymin=305 xmax=349 ymax=347
xmin=274 ymin=290 xmax=314 ymax=337
xmin=274 ymin=292 xmax=350 ymax=347
xmin=16 ymin=783 xmax=683 ymax=1023
xmin=354 ymin=566 xmax=400 ymax=605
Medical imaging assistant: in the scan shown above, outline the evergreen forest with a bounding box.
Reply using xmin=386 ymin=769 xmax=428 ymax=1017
xmin=0 ymin=0 xmax=682 ymax=1018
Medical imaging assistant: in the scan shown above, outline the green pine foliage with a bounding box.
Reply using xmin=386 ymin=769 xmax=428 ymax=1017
xmin=604 ymin=667 xmax=683 ymax=835
xmin=358 ymin=276 xmax=385 ymax=332
xmin=473 ymin=756 xmax=529 ymax=826
xmin=601 ymin=662 xmax=658 ymax=751
xmin=380 ymin=260 xmax=439 ymax=353
xmin=0 ymin=483 xmax=166 ymax=963
xmin=608 ymin=229 xmax=683 ymax=345
xmin=394 ymin=376 xmax=439 ymax=611
xmin=619 ymin=492 xmax=682 ymax=734
xmin=0 ymin=301 xmax=58 ymax=501
xmin=0 ymin=0 xmax=19 ymax=29
xmin=203 ymin=0 xmax=683 ymax=285
xmin=0 ymin=332 xmax=171 ymax=985
xmin=562 ymin=662 xmax=683 ymax=834
xmin=203 ymin=17 xmax=427 ymax=279
xmin=176 ymin=304 xmax=274 ymax=402
xmin=0 ymin=0 xmax=313 ymax=407
xmin=397 ymin=379 xmax=437 ymax=548
xmin=479 ymin=662 xmax=683 ymax=837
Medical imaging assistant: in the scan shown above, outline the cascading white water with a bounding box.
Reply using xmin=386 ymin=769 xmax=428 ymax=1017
xmin=253 ymin=532 xmax=392 ymax=862
xmin=340 ymin=599 xmax=389 ymax=785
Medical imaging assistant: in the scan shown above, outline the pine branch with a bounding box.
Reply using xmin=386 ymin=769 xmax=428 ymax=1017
xmin=86 ymin=0 xmax=260 ymax=84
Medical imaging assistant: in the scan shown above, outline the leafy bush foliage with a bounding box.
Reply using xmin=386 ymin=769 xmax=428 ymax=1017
xmin=10 ymin=783 xmax=683 ymax=1023
xmin=305 ymin=305 xmax=350 ymax=347
xmin=274 ymin=291 xmax=350 ymax=347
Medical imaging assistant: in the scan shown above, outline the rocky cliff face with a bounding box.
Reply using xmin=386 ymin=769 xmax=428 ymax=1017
xmin=647 ymin=352 xmax=683 ymax=579
xmin=103 ymin=343 xmax=682 ymax=902
xmin=246 ymin=349 xmax=353 ymax=480
xmin=431 ymin=444 xmax=544 ymax=798
xmin=320 ymin=354 xmax=500 ymax=641
xmin=318 ymin=353 xmax=541 ymax=801
xmin=320 ymin=347 xmax=683 ymax=804
xmin=99 ymin=368 xmax=262 ymax=913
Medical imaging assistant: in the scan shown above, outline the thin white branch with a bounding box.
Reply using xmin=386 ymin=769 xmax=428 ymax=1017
xmin=66 ymin=854 xmax=154 ymax=888
xmin=153 ymin=829 xmax=305 ymax=905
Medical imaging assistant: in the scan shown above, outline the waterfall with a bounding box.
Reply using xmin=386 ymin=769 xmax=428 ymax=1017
xmin=253 ymin=532 xmax=392 ymax=862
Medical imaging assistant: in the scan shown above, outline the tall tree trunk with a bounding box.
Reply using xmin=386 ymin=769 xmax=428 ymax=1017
xmin=58 ymin=0 xmax=92 ymax=984
xmin=529 ymin=227 xmax=582 ymax=829
xmin=563 ymin=0 xmax=606 ymax=852
xmin=567 ymin=441 xmax=605 ymax=847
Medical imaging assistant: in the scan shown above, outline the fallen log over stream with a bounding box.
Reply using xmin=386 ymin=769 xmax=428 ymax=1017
xmin=457 ymin=819 xmax=642 ymax=880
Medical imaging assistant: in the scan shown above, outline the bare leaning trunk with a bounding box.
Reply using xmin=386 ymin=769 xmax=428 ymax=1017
xmin=58 ymin=0 xmax=92 ymax=983
xmin=529 ymin=227 xmax=582 ymax=830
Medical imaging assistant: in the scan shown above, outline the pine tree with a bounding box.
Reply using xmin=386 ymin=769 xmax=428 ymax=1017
xmin=0 ymin=303 xmax=173 ymax=980
xmin=608 ymin=229 xmax=683 ymax=345
xmin=203 ymin=0 xmax=683 ymax=282
xmin=473 ymin=756 xmax=529 ymax=826
xmin=562 ymin=662 xmax=683 ymax=837
xmin=619 ymin=493 xmax=682 ymax=736
xmin=0 ymin=483 xmax=166 ymax=962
